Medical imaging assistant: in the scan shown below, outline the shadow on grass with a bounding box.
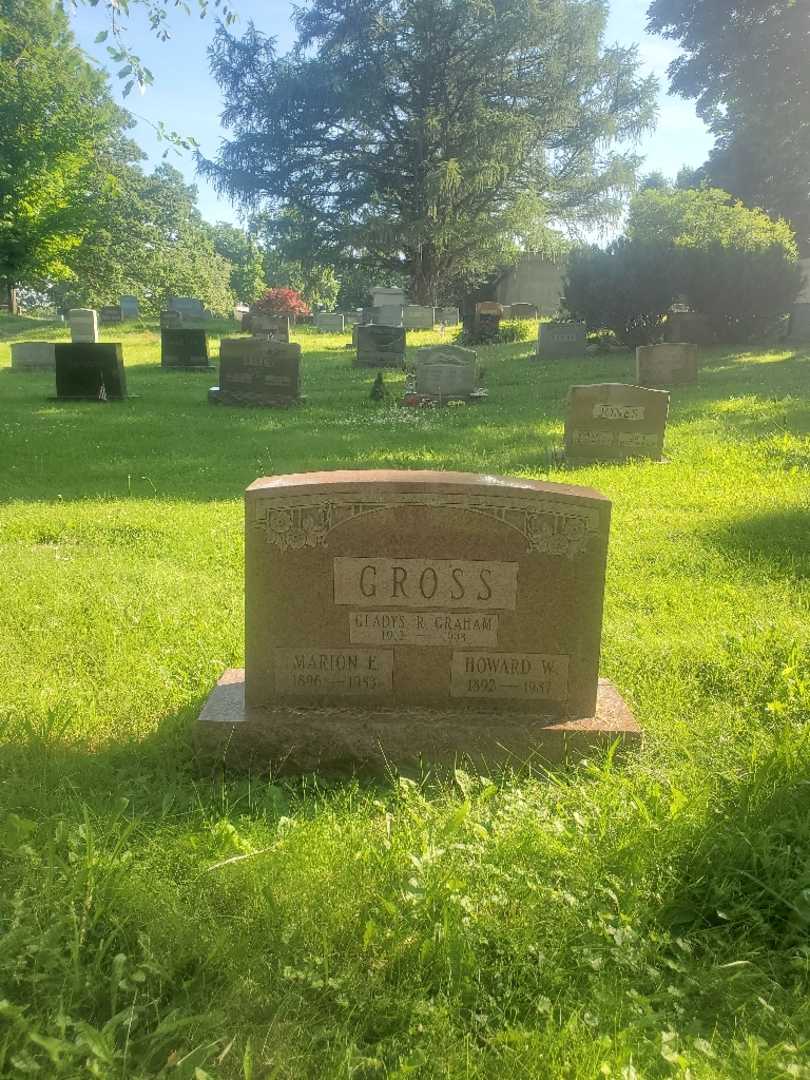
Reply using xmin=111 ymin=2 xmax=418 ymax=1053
xmin=704 ymin=507 xmax=810 ymax=580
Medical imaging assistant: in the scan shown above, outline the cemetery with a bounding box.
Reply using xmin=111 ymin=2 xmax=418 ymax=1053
xmin=1 ymin=0 xmax=809 ymax=1072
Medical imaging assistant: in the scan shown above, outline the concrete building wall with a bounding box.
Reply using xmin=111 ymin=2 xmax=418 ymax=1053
xmin=495 ymin=256 xmax=566 ymax=315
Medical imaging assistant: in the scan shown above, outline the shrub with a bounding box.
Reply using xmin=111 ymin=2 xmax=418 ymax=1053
xmin=564 ymin=240 xmax=678 ymax=346
xmin=455 ymin=319 xmax=534 ymax=346
xmin=253 ymin=287 xmax=311 ymax=319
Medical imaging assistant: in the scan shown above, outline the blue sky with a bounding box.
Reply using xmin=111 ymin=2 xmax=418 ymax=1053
xmin=70 ymin=0 xmax=713 ymax=228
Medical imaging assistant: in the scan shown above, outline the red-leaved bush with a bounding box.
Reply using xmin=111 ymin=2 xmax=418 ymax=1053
xmin=253 ymin=287 xmax=311 ymax=319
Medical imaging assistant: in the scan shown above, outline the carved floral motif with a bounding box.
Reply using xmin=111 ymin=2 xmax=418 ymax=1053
xmin=254 ymin=493 xmax=602 ymax=558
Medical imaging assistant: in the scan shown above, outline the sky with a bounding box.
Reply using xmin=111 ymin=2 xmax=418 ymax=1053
xmin=70 ymin=0 xmax=714 ymax=229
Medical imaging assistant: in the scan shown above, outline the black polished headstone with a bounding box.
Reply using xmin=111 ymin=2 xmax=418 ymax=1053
xmin=161 ymin=328 xmax=210 ymax=369
xmin=54 ymin=343 xmax=127 ymax=400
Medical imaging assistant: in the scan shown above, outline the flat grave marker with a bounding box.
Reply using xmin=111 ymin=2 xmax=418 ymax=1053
xmin=196 ymin=470 xmax=639 ymax=772
xmin=565 ymin=383 xmax=670 ymax=462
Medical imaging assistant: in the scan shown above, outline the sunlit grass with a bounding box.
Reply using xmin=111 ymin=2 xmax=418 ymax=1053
xmin=0 ymin=315 xmax=809 ymax=1077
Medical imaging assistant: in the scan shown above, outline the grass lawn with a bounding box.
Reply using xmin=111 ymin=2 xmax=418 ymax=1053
xmin=0 ymin=313 xmax=809 ymax=1078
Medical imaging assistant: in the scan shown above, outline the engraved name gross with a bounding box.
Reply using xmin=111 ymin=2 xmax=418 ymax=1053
xmin=274 ymin=649 xmax=393 ymax=695
xmin=334 ymin=557 xmax=518 ymax=610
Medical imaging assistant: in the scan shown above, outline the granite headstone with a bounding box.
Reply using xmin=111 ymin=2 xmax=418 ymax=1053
xmin=565 ymin=383 xmax=670 ymax=462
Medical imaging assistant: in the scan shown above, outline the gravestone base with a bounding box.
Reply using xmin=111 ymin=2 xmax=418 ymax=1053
xmin=209 ymin=386 xmax=305 ymax=407
xmin=194 ymin=669 xmax=640 ymax=775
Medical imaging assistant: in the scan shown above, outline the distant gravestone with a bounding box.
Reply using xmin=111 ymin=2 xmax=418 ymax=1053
xmin=510 ymin=302 xmax=539 ymax=321
xmin=54 ymin=343 xmax=127 ymax=400
xmin=120 ymin=295 xmax=139 ymax=319
xmin=211 ymin=338 xmax=302 ymax=406
xmin=565 ymin=383 xmax=670 ymax=463
xmin=234 ymin=304 xmax=250 ymax=324
xmin=355 ymin=324 xmax=406 ymax=368
xmin=537 ymin=321 xmax=587 ymax=360
xmin=168 ymin=296 xmax=205 ymax=319
xmin=99 ymin=305 xmax=122 ymax=325
xmin=68 ymin=309 xmax=99 ymax=344
xmin=343 ymin=311 xmax=361 ymax=327
xmin=11 ymin=341 xmax=55 ymax=371
xmin=664 ymin=311 xmax=714 ymax=345
xmin=252 ymin=314 xmax=290 ymax=342
xmin=413 ymin=345 xmax=478 ymax=400
xmin=435 ymin=306 xmax=460 ymax=326
xmin=788 ymin=304 xmax=810 ymax=343
xmin=161 ymin=326 xmax=210 ymax=369
xmin=636 ymin=343 xmax=698 ymax=387
xmin=374 ymin=304 xmax=404 ymax=327
xmin=370 ymin=286 xmax=406 ymax=308
xmin=315 ymin=313 xmax=346 ymax=333
xmin=403 ymin=304 xmax=435 ymax=330
xmin=195 ymin=470 xmax=639 ymax=772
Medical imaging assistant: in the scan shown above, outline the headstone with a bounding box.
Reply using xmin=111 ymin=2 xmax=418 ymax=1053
xmin=68 ymin=309 xmax=99 ymax=344
xmin=370 ymin=286 xmax=406 ymax=308
xmin=11 ymin=341 xmax=56 ymax=371
xmin=54 ymin=343 xmax=126 ymax=400
xmin=374 ymin=304 xmax=404 ymax=327
xmin=120 ymin=295 xmax=139 ymax=319
xmin=564 ymin=383 xmax=670 ymax=463
xmin=343 ymin=311 xmax=361 ymax=327
xmin=161 ymin=327 xmax=210 ymax=369
xmin=636 ymin=343 xmax=698 ymax=387
xmin=251 ymin=314 xmax=290 ymax=342
xmin=314 ymin=313 xmax=346 ymax=333
xmin=403 ymin=304 xmax=435 ymax=330
xmin=99 ymin=305 xmax=123 ymax=325
xmin=210 ymin=338 xmax=302 ymax=406
xmin=435 ymin=306 xmax=460 ymax=326
xmin=168 ymin=296 xmax=205 ymax=319
xmin=414 ymin=345 xmax=478 ymax=399
xmin=234 ymin=304 xmax=250 ymax=324
xmin=355 ymin=324 xmax=406 ymax=368
xmin=788 ymin=303 xmax=810 ymax=343
xmin=664 ymin=310 xmax=714 ymax=345
xmin=510 ymin=303 xmax=539 ymax=321
xmin=195 ymin=470 xmax=639 ymax=772
xmin=472 ymin=301 xmax=503 ymax=342
xmin=537 ymin=321 xmax=587 ymax=360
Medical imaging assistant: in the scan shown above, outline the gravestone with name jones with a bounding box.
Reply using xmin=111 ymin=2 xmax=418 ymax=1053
xmin=403 ymin=304 xmax=435 ymax=330
xmin=315 ymin=313 xmax=345 ymax=333
xmin=99 ymin=305 xmax=122 ymax=325
xmin=54 ymin=344 xmax=127 ymax=400
xmin=537 ymin=321 xmax=587 ymax=360
xmin=210 ymin=338 xmax=301 ymax=406
xmin=195 ymin=470 xmax=639 ymax=772
xmin=565 ymin=383 xmax=670 ymax=462
xmin=636 ymin=343 xmax=698 ymax=388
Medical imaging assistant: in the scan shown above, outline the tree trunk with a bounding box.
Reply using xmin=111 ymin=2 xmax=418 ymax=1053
xmin=4 ymin=281 xmax=18 ymax=315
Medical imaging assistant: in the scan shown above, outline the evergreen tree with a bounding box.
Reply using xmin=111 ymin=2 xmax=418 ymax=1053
xmin=202 ymin=0 xmax=656 ymax=303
